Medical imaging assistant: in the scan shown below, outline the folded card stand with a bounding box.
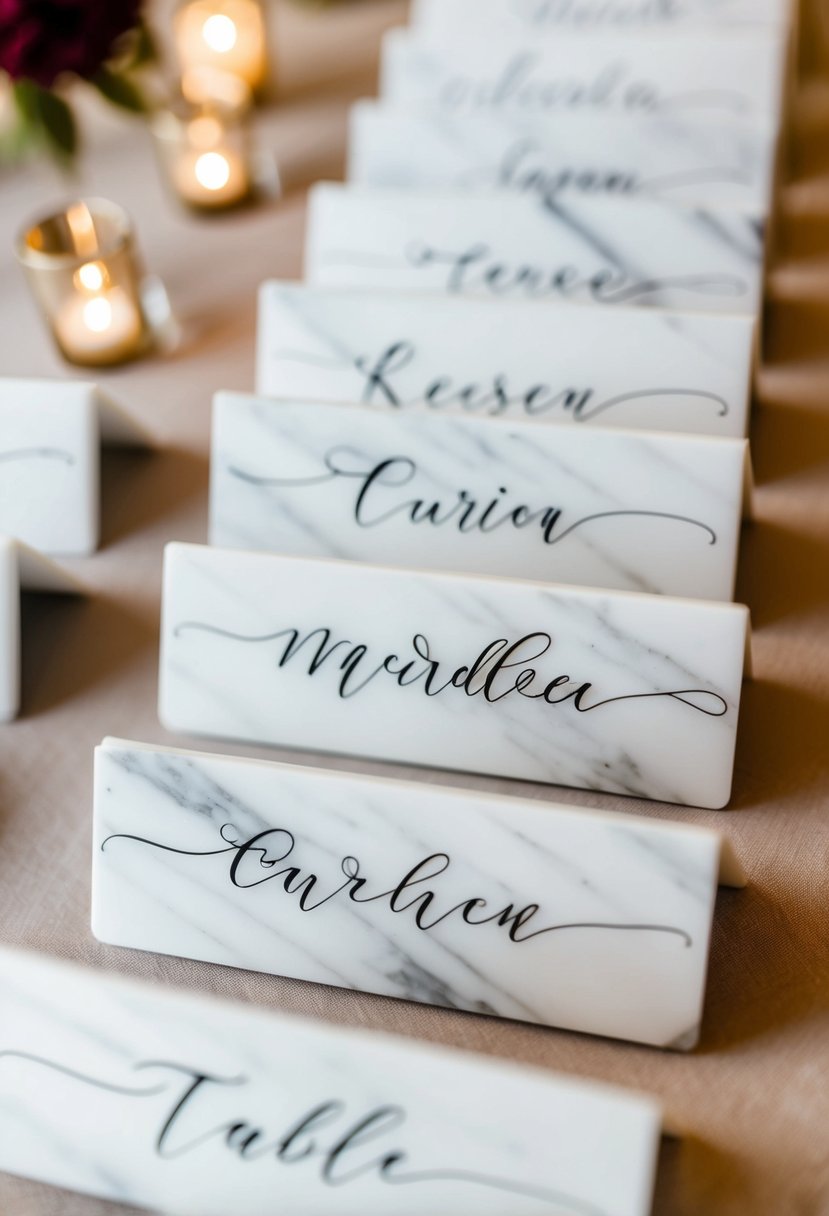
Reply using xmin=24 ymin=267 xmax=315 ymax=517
xmin=93 ymin=737 xmax=745 ymax=1048
xmin=159 ymin=543 xmax=750 ymax=809
xmin=305 ymin=184 xmax=766 ymax=318
xmin=0 ymin=536 xmax=82 ymax=722
xmin=411 ymin=0 xmax=794 ymax=33
xmin=0 ymin=945 xmax=662 ymax=1216
xmin=0 ymin=377 xmax=152 ymax=556
xmin=257 ymin=283 xmax=755 ymax=439
xmin=349 ymin=102 xmax=779 ymax=213
xmin=210 ymin=391 xmax=750 ymax=601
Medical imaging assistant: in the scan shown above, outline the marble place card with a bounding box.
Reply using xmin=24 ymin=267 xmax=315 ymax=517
xmin=379 ymin=28 xmax=787 ymax=126
xmin=159 ymin=543 xmax=750 ymax=809
xmin=210 ymin=392 xmax=748 ymax=601
xmin=1 ymin=536 xmax=82 ymax=722
xmin=257 ymin=283 xmax=755 ymax=439
xmin=93 ymin=737 xmax=746 ymax=1047
xmin=0 ymin=949 xmax=662 ymax=1216
xmin=411 ymin=0 xmax=794 ymax=35
xmin=305 ymin=184 xmax=765 ymax=318
xmin=0 ymin=377 xmax=152 ymax=556
xmin=349 ymin=102 xmax=778 ymax=212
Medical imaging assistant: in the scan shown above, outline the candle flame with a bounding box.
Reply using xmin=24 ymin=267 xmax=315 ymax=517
xmin=82 ymin=297 xmax=113 ymax=334
xmin=195 ymin=151 xmax=231 ymax=191
xmin=75 ymin=261 xmax=107 ymax=293
xmin=202 ymin=13 xmax=237 ymax=52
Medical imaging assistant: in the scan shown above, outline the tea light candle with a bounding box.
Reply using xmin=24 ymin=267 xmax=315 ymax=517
xmin=174 ymin=0 xmax=267 ymax=99
xmin=15 ymin=200 xmax=151 ymax=368
xmin=154 ymin=106 xmax=253 ymax=212
xmin=54 ymin=262 xmax=144 ymax=364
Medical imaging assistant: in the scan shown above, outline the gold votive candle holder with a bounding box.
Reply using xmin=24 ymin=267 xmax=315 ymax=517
xmin=174 ymin=0 xmax=268 ymax=101
xmin=15 ymin=199 xmax=155 ymax=369
xmin=153 ymin=94 xmax=266 ymax=213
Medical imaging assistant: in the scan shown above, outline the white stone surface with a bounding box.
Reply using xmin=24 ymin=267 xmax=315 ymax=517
xmin=348 ymin=102 xmax=778 ymax=212
xmin=93 ymin=736 xmax=744 ymax=1048
xmin=380 ymin=28 xmax=787 ymax=126
xmin=210 ymin=392 xmax=747 ymax=600
xmin=0 ymin=536 xmax=82 ymax=722
xmin=159 ymin=543 xmax=750 ymax=809
xmin=0 ymin=378 xmax=152 ymax=556
xmin=411 ymin=0 xmax=794 ymax=35
xmin=305 ymin=184 xmax=765 ymax=317
xmin=256 ymin=283 xmax=755 ymax=438
xmin=0 ymin=944 xmax=662 ymax=1215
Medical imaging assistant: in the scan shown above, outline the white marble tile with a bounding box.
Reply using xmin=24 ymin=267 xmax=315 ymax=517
xmin=411 ymin=0 xmax=794 ymax=35
xmin=210 ymin=392 xmax=747 ymax=600
xmin=257 ymin=283 xmax=755 ymax=439
xmin=93 ymin=736 xmax=745 ymax=1047
xmin=0 ymin=536 xmax=83 ymax=722
xmin=380 ymin=28 xmax=787 ymax=126
xmin=0 ymin=944 xmax=662 ymax=1215
xmin=159 ymin=543 xmax=750 ymax=809
xmin=305 ymin=184 xmax=765 ymax=317
xmin=0 ymin=378 xmax=152 ymax=556
xmin=349 ymin=102 xmax=778 ymax=212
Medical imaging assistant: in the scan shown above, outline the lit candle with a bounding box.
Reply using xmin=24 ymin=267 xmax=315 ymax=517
xmin=174 ymin=0 xmax=267 ymax=99
xmin=154 ymin=107 xmax=253 ymax=212
xmin=53 ymin=261 xmax=144 ymax=366
xmin=15 ymin=200 xmax=151 ymax=368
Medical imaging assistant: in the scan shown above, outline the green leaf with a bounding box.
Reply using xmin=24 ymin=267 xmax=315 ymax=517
xmin=37 ymin=88 xmax=77 ymax=158
xmin=92 ymin=67 xmax=147 ymax=113
xmin=13 ymin=81 xmax=77 ymax=162
xmin=129 ymin=21 xmax=159 ymax=68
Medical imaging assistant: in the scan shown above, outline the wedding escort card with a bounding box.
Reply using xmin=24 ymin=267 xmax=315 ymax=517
xmin=93 ymin=737 xmax=746 ymax=1047
xmin=1 ymin=536 xmax=82 ymax=722
xmin=349 ymin=102 xmax=778 ymax=212
xmin=0 ymin=948 xmax=663 ymax=1216
xmin=379 ymin=29 xmax=788 ymax=126
xmin=411 ymin=0 xmax=795 ymax=35
xmin=159 ymin=543 xmax=750 ymax=809
xmin=257 ymin=283 xmax=755 ymax=439
xmin=0 ymin=377 xmax=152 ymax=556
xmin=210 ymin=392 xmax=748 ymax=601
xmin=305 ymin=184 xmax=765 ymax=317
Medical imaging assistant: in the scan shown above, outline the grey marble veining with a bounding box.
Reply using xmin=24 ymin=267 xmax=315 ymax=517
xmin=305 ymin=184 xmax=766 ymax=317
xmin=349 ymin=102 xmax=778 ymax=212
xmin=93 ymin=737 xmax=744 ymax=1047
xmin=257 ymin=283 xmax=755 ymax=438
xmin=159 ymin=543 xmax=750 ymax=809
xmin=380 ymin=28 xmax=788 ymax=126
xmin=0 ymin=945 xmax=662 ymax=1215
xmin=209 ymin=392 xmax=747 ymax=600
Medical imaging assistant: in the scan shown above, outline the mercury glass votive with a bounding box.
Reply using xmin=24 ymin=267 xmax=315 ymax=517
xmin=152 ymin=95 xmax=255 ymax=212
xmin=15 ymin=199 xmax=154 ymax=368
xmin=174 ymin=0 xmax=268 ymax=101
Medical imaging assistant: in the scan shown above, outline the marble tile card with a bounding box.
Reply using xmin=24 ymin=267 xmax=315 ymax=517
xmin=0 ymin=378 xmax=152 ymax=556
xmin=411 ymin=0 xmax=795 ymax=34
xmin=380 ymin=28 xmax=787 ymax=126
xmin=93 ymin=737 xmax=745 ymax=1047
xmin=0 ymin=945 xmax=662 ymax=1215
xmin=0 ymin=536 xmax=82 ymax=722
xmin=305 ymin=184 xmax=765 ymax=317
xmin=257 ymin=283 xmax=755 ymax=439
xmin=210 ymin=392 xmax=747 ymax=600
xmin=159 ymin=543 xmax=750 ymax=809
xmin=349 ymin=102 xmax=778 ymax=212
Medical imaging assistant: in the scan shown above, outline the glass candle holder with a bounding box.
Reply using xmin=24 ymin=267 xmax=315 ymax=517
xmin=153 ymin=97 xmax=257 ymax=212
xmin=174 ymin=0 xmax=268 ymax=101
xmin=15 ymin=199 xmax=154 ymax=368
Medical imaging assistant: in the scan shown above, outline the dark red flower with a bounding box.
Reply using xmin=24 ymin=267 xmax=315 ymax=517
xmin=0 ymin=0 xmax=142 ymax=87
